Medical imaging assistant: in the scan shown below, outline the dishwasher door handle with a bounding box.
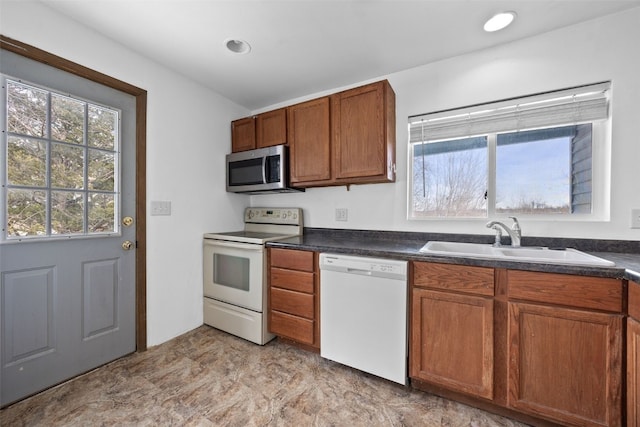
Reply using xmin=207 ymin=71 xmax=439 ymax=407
xmin=345 ymin=268 xmax=373 ymax=275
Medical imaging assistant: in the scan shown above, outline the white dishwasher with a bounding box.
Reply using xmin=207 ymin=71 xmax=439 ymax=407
xmin=319 ymin=253 xmax=408 ymax=385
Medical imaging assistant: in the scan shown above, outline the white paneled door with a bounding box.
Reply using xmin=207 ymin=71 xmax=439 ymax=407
xmin=0 ymin=50 xmax=136 ymax=406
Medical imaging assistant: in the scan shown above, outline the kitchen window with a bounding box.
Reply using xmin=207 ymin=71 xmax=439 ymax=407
xmin=408 ymin=82 xmax=610 ymax=219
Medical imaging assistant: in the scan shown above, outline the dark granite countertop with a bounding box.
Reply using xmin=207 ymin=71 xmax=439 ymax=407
xmin=267 ymin=228 xmax=640 ymax=282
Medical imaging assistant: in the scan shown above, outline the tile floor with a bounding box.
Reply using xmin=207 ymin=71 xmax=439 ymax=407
xmin=1 ymin=326 xmax=529 ymax=426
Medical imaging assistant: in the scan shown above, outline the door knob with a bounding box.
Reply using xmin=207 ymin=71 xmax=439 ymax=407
xmin=122 ymin=216 xmax=134 ymax=227
xmin=122 ymin=240 xmax=134 ymax=250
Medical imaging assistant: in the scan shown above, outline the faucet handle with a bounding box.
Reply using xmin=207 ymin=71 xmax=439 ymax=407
xmin=491 ymin=225 xmax=503 ymax=247
xmin=508 ymin=216 xmax=521 ymax=232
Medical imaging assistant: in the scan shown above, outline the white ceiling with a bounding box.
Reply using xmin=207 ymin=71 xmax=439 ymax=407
xmin=39 ymin=0 xmax=640 ymax=111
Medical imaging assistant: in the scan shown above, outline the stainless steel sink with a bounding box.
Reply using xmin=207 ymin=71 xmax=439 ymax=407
xmin=419 ymin=241 xmax=615 ymax=267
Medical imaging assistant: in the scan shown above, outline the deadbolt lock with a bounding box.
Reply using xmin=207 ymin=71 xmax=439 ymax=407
xmin=122 ymin=240 xmax=134 ymax=250
xmin=122 ymin=216 xmax=134 ymax=227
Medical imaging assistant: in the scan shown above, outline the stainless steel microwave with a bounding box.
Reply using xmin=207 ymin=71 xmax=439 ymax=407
xmin=226 ymin=144 xmax=304 ymax=194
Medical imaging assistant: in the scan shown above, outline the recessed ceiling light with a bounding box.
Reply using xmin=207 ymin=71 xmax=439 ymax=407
xmin=484 ymin=11 xmax=517 ymax=32
xmin=225 ymin=38 xmax=251 ymax=54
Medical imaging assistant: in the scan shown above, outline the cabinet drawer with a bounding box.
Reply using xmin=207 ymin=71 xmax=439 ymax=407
xmin=271 ymin=268 xmax=314 ymax=293
xmin=270 ymin=311 xmax=314 ymax=345
xmin=270 ymin=287 xmax=314 ymax=319
xmin=507 ymin=270 xmax=623 ymax=312
xmin=270 ymin=248 xmax=314 ymax=272
xmin=412 ymin=262 xmax=494 ymax=296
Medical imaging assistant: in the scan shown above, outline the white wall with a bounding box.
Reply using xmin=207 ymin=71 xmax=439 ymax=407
xmin=254 ymin=7 xmax=640 ymax=241
xmin=0 ymin=1 xmax=251 ymax=346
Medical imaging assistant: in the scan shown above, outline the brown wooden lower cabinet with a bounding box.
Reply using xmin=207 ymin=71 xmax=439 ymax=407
xmin=629 ymin=318 xmax=640 ymax=427
xmin=269 ymin=310 xmax=315 ymax=346
xmin=410 ymin=262 xmax=625 ymax=427
xmin=628 ymin=280 xmax=640 ymax=427
xmin=267 ymin=248 xmax=319 ymax=349
xmin=411 ymin=288 xmax=494 ymax=399
xmin=508 ymin=301 xmax=622 ymax=427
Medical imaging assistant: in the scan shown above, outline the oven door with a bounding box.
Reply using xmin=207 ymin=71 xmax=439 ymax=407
xmin=203 ymin=239 xmax=265 ymax=312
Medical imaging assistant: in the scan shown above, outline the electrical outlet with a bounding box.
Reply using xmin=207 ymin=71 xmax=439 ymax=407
xmin=632 ymin=209 xmax=640 ymax=228
xmin=335 ymin=208 xmax=348 ymax=222
xmin=151 ymin=200 xmax=172 ymax=216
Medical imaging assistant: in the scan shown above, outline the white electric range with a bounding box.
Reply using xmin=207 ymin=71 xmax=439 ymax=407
xmin=203 ymin=207 xmax=303 ymax=344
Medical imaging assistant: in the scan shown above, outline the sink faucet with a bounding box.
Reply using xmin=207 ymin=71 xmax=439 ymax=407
xmin=486 ymin=216 xmax=521 ymax=247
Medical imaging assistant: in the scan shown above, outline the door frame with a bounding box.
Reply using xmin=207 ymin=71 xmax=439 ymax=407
xmin=0 ymin=35 xmax=148 ymax=351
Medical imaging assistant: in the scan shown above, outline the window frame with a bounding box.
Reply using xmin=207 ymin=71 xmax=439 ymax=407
xmin=407 ymin=83 xmax=611 ymax=222
xmin=1 ymin=76 xmax=123 ymax=242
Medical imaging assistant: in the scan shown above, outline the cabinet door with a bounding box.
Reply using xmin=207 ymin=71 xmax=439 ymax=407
xmin=331 ymin=80 xmax=395 ymax=183
xmin=256 ymin=108 xmax=287 ymax=148
xmin=288 ymin=97 xmax=332 ymax=185
xmin=410 ymin=288 xmax=494 ymax=399
xmin=231 ymin=116 xmax=256 ymax=152
xmin=629 ymin=281 xmax=640 ymax=427
xmin=508 ymin=302 xmax=622 ymax=426
xmin=629 ymin=317 xmax=640 ymax=427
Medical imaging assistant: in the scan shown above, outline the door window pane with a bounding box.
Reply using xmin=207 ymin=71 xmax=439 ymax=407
xmin=7 ymin=81 xmax=47 ymax=137
xmin=88 ymin=193 xmax=115 ymax=233
xmin=88 ymin=105 xmax=117 ymax=150
xmin=88 ymin=149 xmax=115 ymax=191
xmin=51 ymin=191 xmax=84 ymax=235
xmin=51 ymin=143 xmax=84 ymax=189
xmin=7 ymin=137 xmax=47 ymax=187
xmin=51 ymin=94 xmax=84 ymax=144
xmin=7 ymin=189 xmax=47 ymax=237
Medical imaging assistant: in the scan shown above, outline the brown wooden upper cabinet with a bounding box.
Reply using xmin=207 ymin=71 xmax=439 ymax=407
xmin=231 ymin=116 xmax=256 ymax=152
xmin=289 ymin=80 xmax=397 ymax=188
xmin=330 ymin=80 xmax=396 ymax=185
xmin=256 ymin=108 xmax=287 ymax=148
xmin=288 ymin=96 xmax=332 ymax=185
xmin=231 ymin=108 xmax=287 ymax=152
xmin=231 ymin=80 xmax=396 ymax=188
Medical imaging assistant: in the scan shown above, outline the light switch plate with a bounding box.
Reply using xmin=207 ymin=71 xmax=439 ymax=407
xmin=335 ymin=208 xmax=348 ymax=222
xmin=151 ymin=200 xmax=171 ymax=216
xmin=632 ymin=209 xmax=640 ymax=228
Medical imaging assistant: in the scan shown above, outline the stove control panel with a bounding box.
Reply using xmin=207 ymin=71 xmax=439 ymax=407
xmin=245 ymin=207 xmax=303 ymax=225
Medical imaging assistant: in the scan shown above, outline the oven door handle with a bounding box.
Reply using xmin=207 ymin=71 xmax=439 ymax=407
xmin=204 ymin=240 xmax=264 ymax=251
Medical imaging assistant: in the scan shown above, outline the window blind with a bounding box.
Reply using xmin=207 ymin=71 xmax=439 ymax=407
xmin=409 ymin=82 xmax=610 ymax=143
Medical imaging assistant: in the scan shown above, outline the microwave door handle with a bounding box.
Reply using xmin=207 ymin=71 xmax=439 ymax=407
xmin=262 ymin=156 xmax=268 ymax=184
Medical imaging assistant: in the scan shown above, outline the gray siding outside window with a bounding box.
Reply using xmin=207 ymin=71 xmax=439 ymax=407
xmin=571 ymin=124 xmax=593 ymax=214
